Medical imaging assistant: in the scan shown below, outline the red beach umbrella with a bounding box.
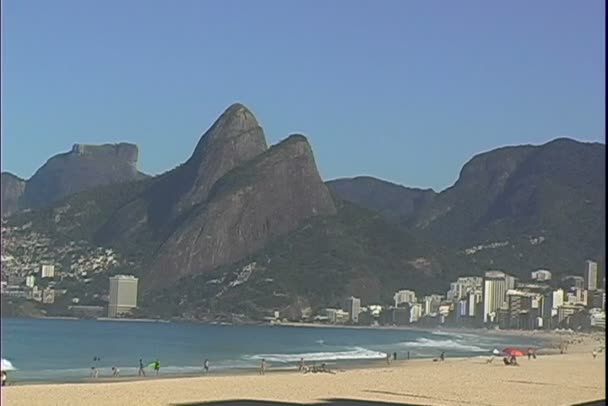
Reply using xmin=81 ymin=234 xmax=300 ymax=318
xmin=502 ymin=348 xmax=525 ymax=357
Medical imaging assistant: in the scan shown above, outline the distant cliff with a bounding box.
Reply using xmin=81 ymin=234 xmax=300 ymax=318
xmin=1 ymin=143 xmax=148 ymax=216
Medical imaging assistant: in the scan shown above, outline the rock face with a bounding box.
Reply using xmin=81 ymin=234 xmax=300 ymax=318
xmin=144 ymin=134 xmax=336 ymax=292
xmin=96 ymin=103 xmax=269 ymax=244
xmin=0 ymin=172 xmax=26 ymax=217
xmin=326 ymin=176 xmax=436 ymax=224
xmin=22 ymin=143 xmax=146 ymax=208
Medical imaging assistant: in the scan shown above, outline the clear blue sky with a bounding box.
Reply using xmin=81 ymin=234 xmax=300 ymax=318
xmin=1 ymin=0 xmax=604 ymax=191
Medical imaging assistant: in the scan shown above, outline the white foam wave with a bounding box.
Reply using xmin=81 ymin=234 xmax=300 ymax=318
xmin=397 ymin=338 xmax=487 ymax=352
xmin=244 ymin=347 xmax=386 ymax=363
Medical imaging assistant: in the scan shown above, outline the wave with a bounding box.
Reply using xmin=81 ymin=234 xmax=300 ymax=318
xmin=396 ymin=338 xmax=487 ymax=352
xmin=244 ymin=347 xmax=386 ymax=363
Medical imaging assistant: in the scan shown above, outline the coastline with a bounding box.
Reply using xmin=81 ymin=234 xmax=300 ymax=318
xmin=3 ymin=349 xmax=604 ymax=406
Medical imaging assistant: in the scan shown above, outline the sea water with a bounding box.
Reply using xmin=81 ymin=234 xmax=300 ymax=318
xmin=0 ymin=318 xmax=545 ymax=382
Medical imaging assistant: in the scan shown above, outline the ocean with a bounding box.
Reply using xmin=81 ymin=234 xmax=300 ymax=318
xmin=1 ymin=318 xmax=546 ymax=382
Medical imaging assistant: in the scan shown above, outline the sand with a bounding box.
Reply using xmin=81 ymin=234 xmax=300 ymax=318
xmin=2 ymin=332 xmax=605 ymax=406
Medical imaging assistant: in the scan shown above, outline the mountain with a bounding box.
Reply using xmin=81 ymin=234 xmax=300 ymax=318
xmin=2 ymin=106 xmax=604 ymax=319
xmin=331 ymin=138 xmax=606 ymax=280
xmin=1 ymin=143 xmax=148 ymax=217
xmin=95 ymin=103 xmax=269 ymax=248
xmin=326 ymin=176 xmax=436 ymax=224
xmin=1 ymin=172 xmax=26 ymax=216
xmin=143 ymin=134 xmax=337 ymax=291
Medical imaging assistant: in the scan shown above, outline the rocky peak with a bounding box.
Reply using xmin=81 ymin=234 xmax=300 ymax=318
xmin=146 ymin=103 xmax=268 ymax=230
xmin=143 ymin=133 xmax=336 ymax=292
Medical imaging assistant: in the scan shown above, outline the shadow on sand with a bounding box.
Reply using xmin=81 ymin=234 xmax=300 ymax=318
xmin=175 ymin=400 xmax=606 ymax=406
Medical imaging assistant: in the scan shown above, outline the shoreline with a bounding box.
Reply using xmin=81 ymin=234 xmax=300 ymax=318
xmin=3 ymin=350 xmax=604 ymax=406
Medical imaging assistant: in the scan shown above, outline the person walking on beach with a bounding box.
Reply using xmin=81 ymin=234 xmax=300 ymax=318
xmin=298 ymin=357 xmax=305 ymax=372
xmin=2 ymin=371 xmax=7 ymax=386
xmin=386 ymin=353 xmax=391 ymax=365
xmin=204 ymin=359 xmax=209 ymax=374
xmin=527 ymin=348 xmax=533 ymax=360
xmin=90 ymin=366 xmax=98 ymax=378
xmin=407 ymin=351 xmax=410 ymax=360
xmin=393 ymin=352 xmax=397 ymax=361
xmin=153 ymin=359 xmax=160 ymax=376
xmin=112 ymin=367 xmax=120 ymax=377
xmin=440 ymin=351 xmax=445 ymax=361
xmin=260 ymin=359 xmax=267 ymax=375
xmin=138 ymin=359 xmax=146 ymax=377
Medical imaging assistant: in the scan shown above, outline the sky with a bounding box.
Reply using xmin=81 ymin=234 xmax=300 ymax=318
xmin=1 ymin=0 xmax=605 ymax=191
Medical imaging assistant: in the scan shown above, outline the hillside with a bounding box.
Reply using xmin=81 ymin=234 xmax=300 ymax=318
xmin=142 ymin=199 xmax=457 ymax=320
xmin=326 ymin=176 xmax=436 ymax=224
xmin=330 ymin=138 xmax=606 ymax=280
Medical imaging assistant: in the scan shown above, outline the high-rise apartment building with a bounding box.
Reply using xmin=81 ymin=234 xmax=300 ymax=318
xmin=483 ymin=271 xmax=515 ymax=324
xmin=344 ymin=296 xmax=361 ymax=323
xmin=585 ymin=260 xmax=599 ymax=291
xmin=108 ymin=275 xmax=138 ymax=318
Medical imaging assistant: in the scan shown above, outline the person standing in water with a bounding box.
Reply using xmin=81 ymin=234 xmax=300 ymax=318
xmin=138 ymin=359 xmax=146 ymax=377
xmin=204 ymin=359 xmax=209 ymax=374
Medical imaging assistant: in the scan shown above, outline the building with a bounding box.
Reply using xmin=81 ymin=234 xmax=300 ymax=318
xmin=423 ymin=294 xmax=443 ymax=316
xmin=483 ymin=271 xmax=515 ymax=324
xmin=589 ymin=309 xmax=606 ymax=329
xmin=590 ymin=290 xmax=606 ymax=310
xmin=557 ymin=304 xmax=584 ymax=326
xmin=41 ymin=264 xmax=55 ymax=279
xmin=42 ymin=288 xmax=55 ymax=304
xmin=410 ymin=303 xmax=423 ymax=323
xmin=344 ymin=296 xmax=361 ymax=323
xmin=391 ymin=306 xmax=411 ymax=326
xmin=108 ymin=275 xmax=139 ymax=318
xmin=585 ymin=260 xmax=599 ymax=291
xmin=323 ymin=308 xmax=349 ymax=324
xmin=25 ymin=275 xmax=36 ymax=288
xmin=394 ymin=290 xmax=416 ymax=307
xmin=447 ymin=277 xmax=483 ymax=301
xmin=531 ymin=269 xmax=552 ymax=281
xmin=562 ymin=275 xmax=585 ymax=290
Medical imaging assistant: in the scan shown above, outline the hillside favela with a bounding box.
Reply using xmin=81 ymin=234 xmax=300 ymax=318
xmin=0 ymin=1 xmax=605 ymax=406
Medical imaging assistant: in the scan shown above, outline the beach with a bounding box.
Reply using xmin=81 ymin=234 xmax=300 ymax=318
xmin=2 ymin=336 xmax=605 ymax=406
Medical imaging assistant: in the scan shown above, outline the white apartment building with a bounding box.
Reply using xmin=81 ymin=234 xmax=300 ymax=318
xmin=483 ymin=271 xmax=515 ymax=324
xmin=41 ymin=264 xmax=55 ymax=279
xmin=394 ymin=290 xmax=417 ymax=307
xmin=108 ymin=275 xmax=139 ymax=318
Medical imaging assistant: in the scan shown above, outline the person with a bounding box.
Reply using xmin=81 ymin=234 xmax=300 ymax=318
xmin=153 ymin=359 xmax=160 ymax=376
xmin=592 ymin=350 xmax=597 ymax=359
xmin=298 ymin=357 xmax=305 ymax=372
xmin=204 ymin=359 xmax=209 ymax=374
xmin=1 ymin=371 xmax=7 ymax=386
xmin=440 ymin=352 xmax=445 ymax=361
xmin=112 ymin=367 xmax=120 ymax=377
xmin=407 ymin=351 xmax=410 ymax=360
xmin=260 ymin=359 xmax=267 ymax=375
xmin=527 ymin=348 xmax=532 ymax=360
xmin=138 ymin=359 xmax=146 ymax=377
xmin=386 ymin=353 xmax=391 ymax=365
xmin=393 ymin=352 xmax=397 ymax=361
xmin=90 ymin=366 xmax=98 ymax=378
xmin=503 ymin=357 xmax=510 ymax=366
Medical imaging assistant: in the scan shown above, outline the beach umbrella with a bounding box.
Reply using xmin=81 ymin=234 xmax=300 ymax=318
xmin=1 ymin=358 xmax=16 ymax=371
xmin=502 ymin=348 xmax=525 ymax=357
